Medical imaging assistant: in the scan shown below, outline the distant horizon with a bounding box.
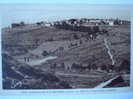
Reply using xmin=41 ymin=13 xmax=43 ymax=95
xmin=1 ymin=4 xmax=132 ymax=28
xmin=6 ymin=17 xmax=131 ymax=24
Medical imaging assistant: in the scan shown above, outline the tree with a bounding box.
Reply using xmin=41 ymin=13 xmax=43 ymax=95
xmin=101 ymin=64 xmax=107 ymax=71
xmin=91 ymin=63 xmax=97 ymax=70
xmin=79 ymin=39 xmax=82 ymax=45
xmin=42 ymin=50 xmax=49 ymax=56
xmin=87 ymin=64 xmax=91 ymax=71
xmin=20 ymin=21 xmax=25 ymax=26
xmin=108 ymin=64 xmax=114 ymax=71
xmin=59 ymin=63 xmax=65 ymax=69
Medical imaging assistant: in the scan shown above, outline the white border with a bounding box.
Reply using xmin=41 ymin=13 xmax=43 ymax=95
xmin=0 ymin=4 xmax=133 ymax=95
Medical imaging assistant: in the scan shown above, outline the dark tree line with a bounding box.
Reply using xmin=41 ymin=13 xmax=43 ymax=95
xmin=50 ymin=59 xmax=130 ymax=73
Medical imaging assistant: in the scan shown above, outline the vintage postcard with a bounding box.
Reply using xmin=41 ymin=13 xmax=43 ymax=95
xmin=0 ymin=4 xmax=133 ymax=95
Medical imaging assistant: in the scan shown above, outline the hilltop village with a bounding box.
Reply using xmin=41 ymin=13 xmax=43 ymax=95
xmin=2 ymin=18 xmax=130 ymax=89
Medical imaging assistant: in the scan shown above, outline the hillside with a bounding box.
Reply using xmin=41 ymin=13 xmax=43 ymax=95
xmin=2 ymin=19 xmax=130 ymax=88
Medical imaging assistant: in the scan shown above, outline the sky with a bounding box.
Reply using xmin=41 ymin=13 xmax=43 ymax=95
xmin=0 ymin=4 xmax=132 ymax=27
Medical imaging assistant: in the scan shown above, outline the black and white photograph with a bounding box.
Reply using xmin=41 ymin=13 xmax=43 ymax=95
xmin=1 ymin=4 xmax=132 ymax=91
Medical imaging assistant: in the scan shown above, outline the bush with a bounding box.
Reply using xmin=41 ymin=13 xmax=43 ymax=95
xmin=119 ymin=59 xmax=130 ymax=72
xmin=42 ymin=50 xmax=49 ymax=56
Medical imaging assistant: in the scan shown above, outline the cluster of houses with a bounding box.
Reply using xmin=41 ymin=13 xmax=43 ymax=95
xmin=53 ymin=18 xmax=130 ymax=27
xmin=11 ymin=18 xmax=130 ymax=28
xmin=52 ymin=18 xmax=129 ymax=40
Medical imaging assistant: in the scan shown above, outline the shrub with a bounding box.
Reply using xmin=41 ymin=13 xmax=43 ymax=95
xmin=42 ymin=50 xmax=49 ymax=56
